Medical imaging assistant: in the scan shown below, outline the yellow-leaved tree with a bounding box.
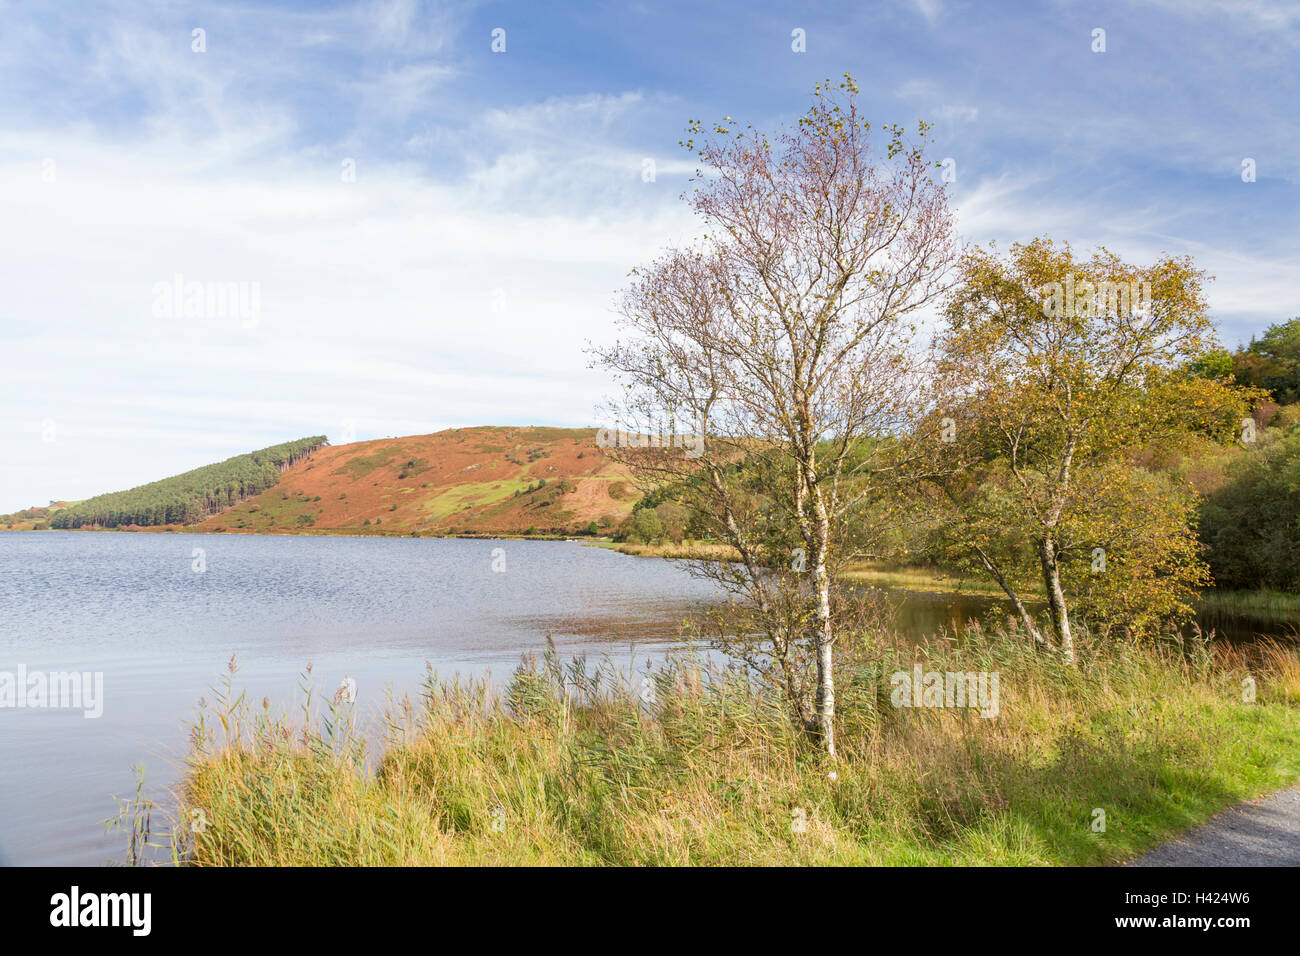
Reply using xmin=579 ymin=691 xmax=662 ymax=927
xmin=920 ymin=238 xmax=1255 ymax=660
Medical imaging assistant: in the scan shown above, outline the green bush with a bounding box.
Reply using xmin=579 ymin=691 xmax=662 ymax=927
xmin=1200 ymin=425 xmax=1300 ymax=590
xmin=630 ymin=507 xmax=665 ymax=544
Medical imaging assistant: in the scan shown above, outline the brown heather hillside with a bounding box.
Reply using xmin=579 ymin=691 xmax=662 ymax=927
xmin=188 ymin=426 xmax=639 ymax=536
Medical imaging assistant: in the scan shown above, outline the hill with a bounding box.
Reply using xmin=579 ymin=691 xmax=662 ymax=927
xmin=188 ymin=426 xmax=637 ymax=536
xmin=1 ymin=428 xmax=639 ymax=537
xmin=43 ymin=437 xmax=326 ymax=529
xmin=0 ymin=501 xmax=73 ymax=531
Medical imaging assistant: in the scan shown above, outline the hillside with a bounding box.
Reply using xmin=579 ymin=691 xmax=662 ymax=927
xmin=44 ymin=437 xmax=327 ymax=529
xmin=188 ymin=427 xmax=637 ymax=536
xmin=0 ymin=501 xmax=72 ymax=531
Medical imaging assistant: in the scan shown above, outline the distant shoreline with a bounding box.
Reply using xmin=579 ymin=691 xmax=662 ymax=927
xmin=6 ymin=527 xmax=1297 ymax=624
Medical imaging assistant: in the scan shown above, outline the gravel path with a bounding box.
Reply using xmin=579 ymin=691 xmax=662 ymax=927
xmin=1129 ymin=786 xmax=1300 ymax=866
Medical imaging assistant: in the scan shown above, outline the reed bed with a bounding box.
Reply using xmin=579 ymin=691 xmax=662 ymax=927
xmin=160 ymin=628 xmax=1300 ymax=866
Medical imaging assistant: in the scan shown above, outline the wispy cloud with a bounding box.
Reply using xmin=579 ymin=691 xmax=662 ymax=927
xmin=0 ymin=0 xmax=1295 ymax=510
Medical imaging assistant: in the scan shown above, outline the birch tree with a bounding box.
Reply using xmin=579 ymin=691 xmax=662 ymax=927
xmin=923 ymin=239 xmax=1251 ymax=659
xmin=589 ymin=77 xmax=956 ymax=755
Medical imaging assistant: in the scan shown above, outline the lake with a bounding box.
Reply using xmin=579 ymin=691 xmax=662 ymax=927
xmin=0 ymin=531 xmax=1289 ymax=866
xmin=0 ymin=532 xmax=722 ymax=866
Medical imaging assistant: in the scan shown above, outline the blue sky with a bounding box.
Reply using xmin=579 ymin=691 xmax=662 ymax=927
xmin=1 ymin=0 xmax=1297 ymax=512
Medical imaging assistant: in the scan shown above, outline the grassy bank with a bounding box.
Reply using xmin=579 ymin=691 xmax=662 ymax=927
xmin=167 ymin=629 xmax=1300 ymax=866
xmin=592 ymin=541 xmax=1008 ymax=596
xmin=595 ymin=542 xmax=1300 ymax=622
xmin=589 ymin=539 xmax=741 ymax=561
xmin=1199 ymin=589 xmax=1300 ymax=624
xmin=839 ymin=563 xmax=1008 ymax=596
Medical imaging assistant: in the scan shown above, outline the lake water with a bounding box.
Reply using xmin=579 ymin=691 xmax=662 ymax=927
xmin=0 ymin=532 xmax=722 ymax=866
xmin=1 ymin=531 xmax=1289 ymax=866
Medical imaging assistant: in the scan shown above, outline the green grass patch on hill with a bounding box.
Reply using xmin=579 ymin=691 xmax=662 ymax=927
xmin=421 ymin=480 xmax=530 ymax=522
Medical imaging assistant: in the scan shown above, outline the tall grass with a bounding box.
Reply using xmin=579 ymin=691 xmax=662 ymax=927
xmin=163 ymin=628 xmax=1300 ymax=866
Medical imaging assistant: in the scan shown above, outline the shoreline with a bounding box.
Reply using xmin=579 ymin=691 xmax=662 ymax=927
xmin=5 ymin=527 xmax=1297 ymax=619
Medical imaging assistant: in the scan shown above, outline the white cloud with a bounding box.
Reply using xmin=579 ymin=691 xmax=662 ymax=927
xmin=1134 ymin=0 xmax=1300 ymax=33
xmin=912 ymin=0 xmax=943 ymax=25
xmin=953 ymin=172 xmax=1300 ymax=345
xmin=349 ymin=61 xmax=458 ymax=122
xmin=934 ymin=104 xmax=978 ymax=123
xmin=0 ymin=120 xmax=695 ymax=511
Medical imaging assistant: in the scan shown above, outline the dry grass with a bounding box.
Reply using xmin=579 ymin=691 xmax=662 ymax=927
xmin=839 ymin=562 xmax=1009 ymax=596
xmin=592 ymin=544 xmax=1006 ymax=599
xmin=162 ymin=630 xmax=1300 ymax=867
xmin=589 ymin=540 xmax=741 ymax=561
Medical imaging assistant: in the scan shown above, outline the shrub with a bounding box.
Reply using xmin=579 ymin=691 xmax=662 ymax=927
xmin=630 ymin=507 xmax=665 ymax=544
